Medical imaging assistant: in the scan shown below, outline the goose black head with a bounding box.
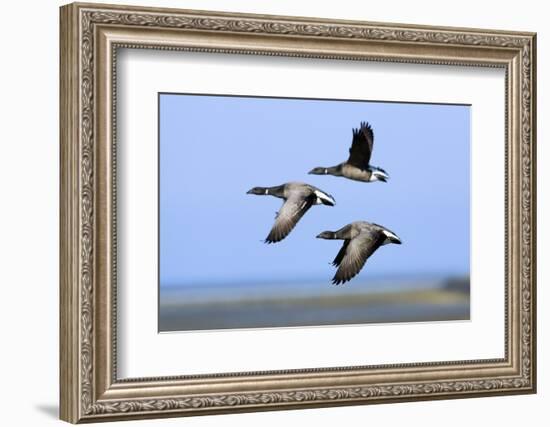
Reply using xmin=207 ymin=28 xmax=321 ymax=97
xmin=316 ymin=231 xmax=336 ymax=240
xmin=308 ymin=167 xmax=327 ymax=175
xmin=246 ymin=186 xmax=268 ymax=195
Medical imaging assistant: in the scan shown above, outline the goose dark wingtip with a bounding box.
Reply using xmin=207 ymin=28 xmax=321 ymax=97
xmin=265 ymin=234 xmax=284 ymax=244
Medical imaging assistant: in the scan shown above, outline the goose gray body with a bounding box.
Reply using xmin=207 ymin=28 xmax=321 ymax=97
xmin=247 ymin=182 xmax=335 ymax=243
xmin=309 ymin=122 xmax=389 ymax=183
xmin=317 ymin=221 xmax=401 ymax=285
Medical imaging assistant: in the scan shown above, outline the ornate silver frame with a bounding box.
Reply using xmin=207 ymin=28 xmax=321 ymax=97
xmin=60 ymin=2 xmax=536 ymax=423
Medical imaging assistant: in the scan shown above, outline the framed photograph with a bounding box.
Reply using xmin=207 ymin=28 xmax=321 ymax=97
xmin=60 ymin=2 xmax=537 ymax=423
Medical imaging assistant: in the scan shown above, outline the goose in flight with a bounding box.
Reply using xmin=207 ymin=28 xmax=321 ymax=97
xmin=309 ymin=121 xmax=389 ymax=183
xmin=317 ymin=221 xmax=401 ymax=285
xmin=247 ymin=182 xmax=335 ymax=244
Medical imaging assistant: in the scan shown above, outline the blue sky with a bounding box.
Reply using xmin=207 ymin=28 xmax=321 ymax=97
xmin=159 ymin=94 xmax=470 ymax=287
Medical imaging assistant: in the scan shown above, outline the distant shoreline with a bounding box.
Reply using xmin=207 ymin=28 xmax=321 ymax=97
xmin=159 ymin=280 xmax=470 ymax=332
xmin=160 ymin=275 xmax=470 ymax=306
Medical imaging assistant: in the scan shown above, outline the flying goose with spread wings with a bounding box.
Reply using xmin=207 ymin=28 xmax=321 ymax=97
xmin=317 ymin=221 xmax=401 ymax=285
xmin=247 ymin=182 xmax=335 ymax=244
xmin=309 ymin=121 xmax=389 ymax=183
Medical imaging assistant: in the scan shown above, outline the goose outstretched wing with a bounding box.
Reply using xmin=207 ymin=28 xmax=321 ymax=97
xmin=332 ymin=229 xmax=385 ymax=285
xmin=265 ymin=192 xmax=316 ymax=243
xmin=332 ymin=239 xmax=350 ymax=267
xmin=347 ymin=121 xmax=374 ymax=169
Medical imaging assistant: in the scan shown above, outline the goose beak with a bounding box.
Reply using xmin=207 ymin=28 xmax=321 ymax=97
xmin=391 ymin=236 xmax=402 ymax=244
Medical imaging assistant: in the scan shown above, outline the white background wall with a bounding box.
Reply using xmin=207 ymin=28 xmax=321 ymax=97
xmin=0 ymin=1 xmax=545 ymax=426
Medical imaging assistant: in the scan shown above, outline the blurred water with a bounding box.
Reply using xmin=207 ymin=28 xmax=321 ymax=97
xmin=159 ymin=275 xmax=470 ymax=332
